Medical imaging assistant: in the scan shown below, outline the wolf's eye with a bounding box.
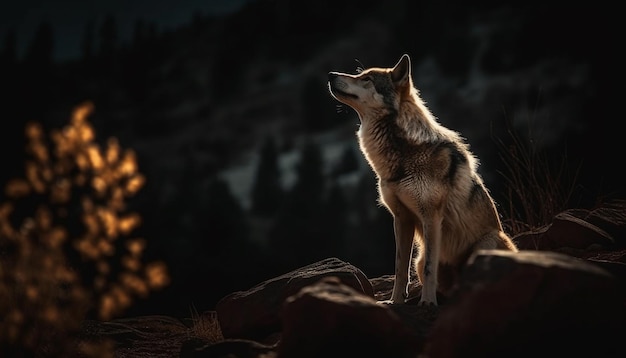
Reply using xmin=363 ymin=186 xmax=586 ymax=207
xmin=361 ymin=76 xmax=372 ymax=83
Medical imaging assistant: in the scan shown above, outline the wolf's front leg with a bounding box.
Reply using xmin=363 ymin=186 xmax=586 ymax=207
xmin=417 ymin=216 xmax=443 ymax=306
xmin=389 ymin=216 xmax=415 ymax=304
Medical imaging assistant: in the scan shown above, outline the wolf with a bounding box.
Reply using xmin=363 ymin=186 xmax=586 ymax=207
xmin=327 ymin=54 xmax=518 ymax=306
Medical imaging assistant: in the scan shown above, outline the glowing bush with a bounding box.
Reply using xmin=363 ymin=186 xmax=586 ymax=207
xmin=0 ymin=101 xmax=169 ymax=355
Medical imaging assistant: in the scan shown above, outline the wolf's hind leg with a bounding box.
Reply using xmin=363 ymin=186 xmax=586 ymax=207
xmin=473 ymin=230 xmax=518 ymax=252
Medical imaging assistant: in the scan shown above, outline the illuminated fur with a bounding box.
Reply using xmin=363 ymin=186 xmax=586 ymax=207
xmin=328 ymin=54 xmax=517 ymax=306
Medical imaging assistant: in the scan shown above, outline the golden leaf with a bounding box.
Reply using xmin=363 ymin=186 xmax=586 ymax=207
xmin=5 ymin=179 xmax=31 ymax=198
xmin=40 ymin=166 xmax=53 ymax=183
xmin=121 ymin=256 xmax=141 ymax=272
xmin=110 ymin=285 xmax=131 ymax=311
xmin=25 ymin=161 xmax=45 ymax=193
xmin=35 ymin=206 xmax=52 ymax=231
xmin=82 ymin=213 xmax=99 ymax=235
xmin=25 ymin=285 xmax=38 ymax=301
xmin=30 ymin=141 xmax=49 ymax=162
xmin=79 ymin=124 xmax=94 ymax=143
xmin=75 ymin=173 xmax=87 ymax=186
xmin=98 ymin=239 xmax=114 ymax=256
xmin=145 ymin=262 xmax=170 ymax=289
xmin=99 ymin=294 xmax=115 ymax=321
xmin=75 ymin=239 xmax=99 ymax=260
xmin=125 ymin=175 xmax=145 ymax=195
xmin=75 ymin=152 xmax=89 ymax=171
xmin=118 ymin=150 xmax=137 ymax=176
xmin=42 ymin=306 xmax=59 ymax=324
xmin=72 ymin=101 xmax=94 ymax=125
xmin=118 ymin=214 xmax=141 ymax=235
xmin=87 ymin=144 xmax=104 ymax=170
xmin=120 ymin=272 xmax=148 ymax=297
xmin=0 ymin=202 xmax=13 ymax=218
xmin=25 ymin=121 xmax=43 ymax=140
xmin=50 ymin=178 xmax=71 ymax=204
xmin=98 ymin=208 xmax=117 ymax=238
xmin=106 ymin=138 xmax=120 ymax=164
xmin=82 ymin=197 xmax=94 ymax=212
xmin=92 ymin=176 xmax=107 ymax=196
xmin=126 ymin=238 xmax=145 ymax=256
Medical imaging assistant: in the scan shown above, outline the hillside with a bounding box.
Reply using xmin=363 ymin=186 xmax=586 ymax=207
xmin=0 ymin=0 xmax=621 ymax=320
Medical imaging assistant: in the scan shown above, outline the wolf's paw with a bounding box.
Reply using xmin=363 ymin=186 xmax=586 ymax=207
xmin=418 ymin=300 xmax=438 ymax=307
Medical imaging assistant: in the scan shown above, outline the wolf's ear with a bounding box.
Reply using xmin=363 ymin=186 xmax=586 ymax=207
xmin=391 ymin=54 xmax=411 ymax=86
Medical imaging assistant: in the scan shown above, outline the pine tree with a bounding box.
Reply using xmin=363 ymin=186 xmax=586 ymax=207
xmin=332 ymin=144 xmax=361 ymax=177
xmin=316 ymin=180 xmax=349 ymax=260
xmin=23 ymin=21 xmax=54 ymax=68
xmin=290 ymin=140 xmax=325 ymax=210
xmin=204 ymin=178 xmax=249 ymax=254
xmin=268 ymin=140 xmax=327 ymax=271
xmin=98 ymin=14 xmax=117 ymax=57
xmin=80 ymin=20 xmax=95 ymax=64
xmin=250 ymin=136 xmax=283 ymax=216
xmin=1 ymin=28 xmax=17 ymax=67
xmin=21 ymin=21 xmax=55 ymax=121
xmin=98 ymin=14 xmax=118 ymax=77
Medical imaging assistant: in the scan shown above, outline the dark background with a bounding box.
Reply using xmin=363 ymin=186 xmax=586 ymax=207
xmin=0 ymin=0 xmax=622 ymax=319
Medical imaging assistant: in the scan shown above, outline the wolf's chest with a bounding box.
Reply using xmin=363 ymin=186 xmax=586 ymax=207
xmin=357 ymin=124 xmax=460 ymax=184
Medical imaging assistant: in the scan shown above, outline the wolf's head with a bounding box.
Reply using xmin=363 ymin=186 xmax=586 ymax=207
xmin=328 ymin=54 xmax=414 ymax=119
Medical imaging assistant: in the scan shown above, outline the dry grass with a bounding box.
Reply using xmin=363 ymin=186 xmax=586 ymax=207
xmin=188 ymin=304 xmax=224 ymax=344
xmin=493 ymin=115 xmax=583 ymax=236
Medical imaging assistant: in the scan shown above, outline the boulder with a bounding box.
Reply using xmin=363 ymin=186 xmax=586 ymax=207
xmin=424 ymin=249 xmax=626 ymax=357
xmin=278 ymin=276 xmax=420 ymax=358
xmin=216 ymin=257 xmax=373 ymax=340
xmin=514 ymin=201 xmax=626 ymax=251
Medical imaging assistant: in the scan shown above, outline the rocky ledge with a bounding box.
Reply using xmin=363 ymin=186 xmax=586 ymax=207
xmin=80 ymin=202 xmax=626 ymax=357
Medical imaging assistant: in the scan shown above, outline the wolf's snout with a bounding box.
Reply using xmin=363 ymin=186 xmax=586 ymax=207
xmin=328 ymin=73 xmax=348 ymax=91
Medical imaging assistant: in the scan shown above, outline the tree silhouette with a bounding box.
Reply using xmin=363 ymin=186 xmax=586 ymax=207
xmin=98 ymin=14 xmax=118 ymax=77
xmin=98 ymin=15 xmax=117 ymax=56
xmin=0 ymin=28 xmax=23 ymax=188
xmin=250 ymin=136 xmax=283 ymax=216
xmin=316 ymin=180 xmax=349 ymax=260
xmin=123 ymin=18 xmax=157 ymax=104
xmin=289 ymin=140 xmax=326 ymax=209
xmin=20 ymin=21 xmax=55 ymax=124
xmin=268 ymin=140 xmax=328 ymax=271
xmin=0 ymin=28 xmax=17 ymax=67
xmin=331 ymin=144 xmax=361 ymax=177
xmin=23 ymin=21 xmax=54 ymax=69
xmin=200 ymin=177 xmax=255 ymax=304
xmin=81 ymin=20 xmax=95 ymax=64
xmin=132 ymin=19 xmax=147 ymax=48
xmin=204 ymin=178 xmax=249 ymax=255
xmin=346 ymin=172 xmax=395 ymax=277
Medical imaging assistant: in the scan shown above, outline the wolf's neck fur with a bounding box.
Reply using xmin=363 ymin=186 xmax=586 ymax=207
xmin=357 ymin=89 xmax=471 ymax=181
xmin=397 ymin=94 xmax=448 ymax=143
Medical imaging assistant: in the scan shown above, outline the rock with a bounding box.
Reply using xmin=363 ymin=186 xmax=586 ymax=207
xmin=514 ymin=201 xmax=626 ymax=251
xmin=216 ymin=257 xmax=373 ymax=340
xmin=277 ymin=276 xmax=421 ymax=358
xmin=180 ymin=338 xmax=277 ymax=358
xmin=423 ymin=249 xmax=626 ymax=357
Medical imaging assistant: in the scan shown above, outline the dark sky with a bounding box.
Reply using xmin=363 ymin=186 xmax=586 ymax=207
xmin=1 ymin=0 xmax=249 ymax=61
